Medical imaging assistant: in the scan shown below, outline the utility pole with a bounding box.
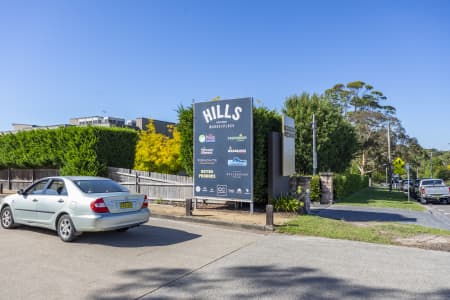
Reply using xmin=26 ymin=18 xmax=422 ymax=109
xmin=430 ymin=151 xmax=433 ymax=178
xmin=312 ymin=114 xmax=317 ymax=175
xmin=385 ymin=167 xmax=388 ymax=185
xmin=387 ymin=122 xmax=392 ymax=192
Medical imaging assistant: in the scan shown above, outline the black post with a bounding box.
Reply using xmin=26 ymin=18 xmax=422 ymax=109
xmin=185 ymin=198 xmax=192 ymax=216
xmin=0 ymin=183 xmax=3 ymax=194
xmin=266 ymin=204 xmax=274 ymax=228
xmin=7 ymin=168 xmax=11 ymax=190
xmin=135 ymin=173 xmax=140 ymax=193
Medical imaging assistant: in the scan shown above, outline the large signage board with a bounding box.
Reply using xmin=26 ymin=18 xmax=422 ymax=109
xmin=282 ymin=115 xmax=296 ymax=176
xmin=193 ymin=98 xmax=253 ymax=201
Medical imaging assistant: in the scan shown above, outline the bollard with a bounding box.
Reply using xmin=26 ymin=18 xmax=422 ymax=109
xmin=266 ymin=204 xmax=274 ymax=229
xmin=304 ymin=189 xmax=311 ymax=214
xmin=185 ymin=198 xmax=192 ymax=216
xmin=0 ymin=183 xmax=3 ymax=194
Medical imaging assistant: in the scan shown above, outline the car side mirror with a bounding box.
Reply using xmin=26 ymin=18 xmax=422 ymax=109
xmin=17 ymin=189 xmax=24 ymax=195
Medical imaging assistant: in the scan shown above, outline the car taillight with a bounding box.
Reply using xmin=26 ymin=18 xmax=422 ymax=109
xmin=141 ymin=195 xmax=148 ymax=208
xmin=421 ymin=187 xmax=425 ymax=194
xmin=90 ymin=198 xmax=109 ymax=213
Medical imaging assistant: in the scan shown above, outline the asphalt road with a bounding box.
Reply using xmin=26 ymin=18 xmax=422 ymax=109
xmin=1 ymin=218 xmax=449 ymax=300
xmin=314 ymin=205 xmax=450 ymax=230
xmin=428 ymin=203 xmax=450 ymax=229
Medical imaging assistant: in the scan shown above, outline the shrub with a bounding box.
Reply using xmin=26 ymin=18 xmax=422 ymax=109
xmin=0 ymin=126 xmax=137 ymax=176
xmin=134 ymin=120 xmax=182 ymax=174
xmin=310 ymin=175 xmax=321 ymax=202
xmin=253 ymin=106 xmax=281 ymax=203
xmin=177 ymin=105 xmax=194 ymax=176
xmin=333 ymin=173 xmax=369 ymax=200
xmin=273 ymin=194 xmax=301 ymax=213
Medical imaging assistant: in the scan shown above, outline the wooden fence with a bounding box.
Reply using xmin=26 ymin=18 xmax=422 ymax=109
xmin=107 ymin=167 xmax=193 ymax=201
xmin=0 ymin=167 xmax=193 ymax=202
xmin=0 ymin=168 xmax=59 ymax=191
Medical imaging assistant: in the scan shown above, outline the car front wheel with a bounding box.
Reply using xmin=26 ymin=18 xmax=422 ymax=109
xmin=1 ymin=207 xmax=15 ymax=229
xmin=57 ymin=215 xmax=77 ymax=242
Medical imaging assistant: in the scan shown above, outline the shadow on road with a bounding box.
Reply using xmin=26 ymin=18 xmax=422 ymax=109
xmin=312 ymin=209 xmax=417 ymax=223
xmin=77 ymin=224 xmax=201 ymax=247
xmin=88 ymin=264 xmax=450 ymax=300
xmin=9 ymin=224 xmax=201 ymax=248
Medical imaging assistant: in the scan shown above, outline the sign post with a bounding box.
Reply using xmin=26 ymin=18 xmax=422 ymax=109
xmin=193 ymin=98 xmax=254 ymax=213
xmin=282 ymin=115 xmax=296 ymax=176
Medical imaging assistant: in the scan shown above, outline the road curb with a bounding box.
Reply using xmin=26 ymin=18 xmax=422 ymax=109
xmin=151 ymin=213 xmax=273 ymax=232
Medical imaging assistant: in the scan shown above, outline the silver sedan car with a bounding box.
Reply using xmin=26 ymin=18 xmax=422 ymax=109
xmin=0 ymin=176 xmax=150 ymax=242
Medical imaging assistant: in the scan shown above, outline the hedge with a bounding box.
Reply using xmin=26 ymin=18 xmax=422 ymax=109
xmin=253 ymin=107 xmax=282 ymax=203
xmin=310 ymin=175 xmax=321 ymax=202
xmin=333 ymin=173 xmax=369 ymax=200
xmin=0 ymin=127 xmax=137 ymax=176
xmin=177 ymin=104 xmax=281 ymax=204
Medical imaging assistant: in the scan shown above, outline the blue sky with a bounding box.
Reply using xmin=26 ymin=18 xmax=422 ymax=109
xmin=1 ymin=0 xmax=449 ymax=150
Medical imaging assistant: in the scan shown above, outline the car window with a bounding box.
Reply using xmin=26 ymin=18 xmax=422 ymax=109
xmin=45 ymin=180 xmax=67 ymax=196
xmin=26 ymin=180 xmax=49 ymax=195
xmin=73 ymin=179 xmax=128 ymax=193
xmin=422 ymin=180 xmax=443 ymax=185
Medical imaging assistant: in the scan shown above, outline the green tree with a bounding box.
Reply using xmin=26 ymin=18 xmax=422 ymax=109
xmin=283 ymin=92 xmax=358 ymax=174
xmin=325 ymin=81 xmax=397 ymax=175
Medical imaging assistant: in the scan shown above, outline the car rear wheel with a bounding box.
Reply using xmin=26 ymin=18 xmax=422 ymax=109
xmin=1 ymin=207 xmax=15 ymax=229
xmin=57 ymin=215 xmax=77 ymax=242
xmin=420 ymin=197 xmax=427 ymax=205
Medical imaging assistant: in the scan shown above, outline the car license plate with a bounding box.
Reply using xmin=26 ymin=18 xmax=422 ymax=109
xmin=120 ymin=201 xmax=133 ymax=209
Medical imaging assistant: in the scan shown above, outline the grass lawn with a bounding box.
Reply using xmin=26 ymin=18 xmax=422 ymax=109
xmin=335 ymin=187 xmax=426 ymax=212
xmin=277 ymin=215 xmax=450 ymax=246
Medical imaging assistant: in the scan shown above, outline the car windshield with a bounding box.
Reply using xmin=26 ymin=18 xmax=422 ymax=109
xmin=73 ymin=179 xmax=129 ymax=193
xmin=422 ymin=180 xmax=443 ymax=186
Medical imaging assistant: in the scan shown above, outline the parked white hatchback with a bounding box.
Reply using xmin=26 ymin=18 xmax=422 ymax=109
xmin=0 ymin=176 xmax=150 ymax=242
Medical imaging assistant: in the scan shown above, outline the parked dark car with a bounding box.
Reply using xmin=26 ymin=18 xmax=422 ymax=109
xmin=412 ymin=179 xmax=422 ymax=200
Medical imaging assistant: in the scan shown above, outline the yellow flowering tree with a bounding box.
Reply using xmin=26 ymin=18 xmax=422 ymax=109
xmin=134 ymin=120 xmax=182 ymax=174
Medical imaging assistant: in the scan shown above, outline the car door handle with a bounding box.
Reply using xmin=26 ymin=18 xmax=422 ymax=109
xmin=57 ymin=199 xmax=64 ymax=203
xmin=32 ymin=199 xmax=38 ymax=202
